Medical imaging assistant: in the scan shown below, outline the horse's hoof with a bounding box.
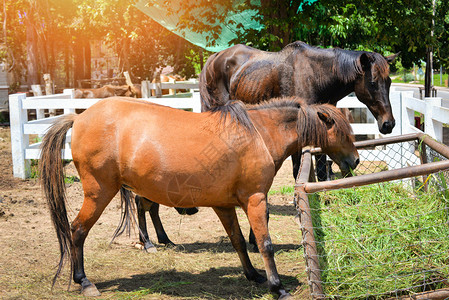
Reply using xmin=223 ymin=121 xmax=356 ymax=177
xmin=81 ymin=283 xmax=101 ymax=297
xmin=278 ymin=291 xmax=292 ymax=300
xmin=247 ymin=271 xmax=267 ymax=284
xmin=165 ymin=242 xmax=177 ymax=248
xmin=145 ymin=246 xmax=158 ymax=253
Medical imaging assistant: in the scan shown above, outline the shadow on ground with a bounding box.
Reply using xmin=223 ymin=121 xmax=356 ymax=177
xmin=96 ymin=267 xmax=302 ymax=299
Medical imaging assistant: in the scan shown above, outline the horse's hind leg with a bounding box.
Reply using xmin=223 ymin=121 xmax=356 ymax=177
xmin=71 ymin=176 xmax=120 ymax=296
xmin=212 ymin=207 xmax=266 ymax=284
xmin=148 ymin=202 xmax=176 ymax=247
xmin=245 ymin=193 xmax=290 ymax=298
xmin=135 ymin=195 xmax=157 ymax=252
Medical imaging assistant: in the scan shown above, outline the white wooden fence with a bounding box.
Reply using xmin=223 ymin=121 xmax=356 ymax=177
xmin=9 ymin=86 xmax=449 ymax=178
xmin=9 ymin=85 xmax=201 ymax=179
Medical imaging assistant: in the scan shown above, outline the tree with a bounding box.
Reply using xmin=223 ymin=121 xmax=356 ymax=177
xmin=146 ymin=0 xmax=446 ymax=68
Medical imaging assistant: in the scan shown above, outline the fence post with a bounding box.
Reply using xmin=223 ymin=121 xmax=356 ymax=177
xmin=192 ymin=91 xmax=201 ymax=113
xmin=425 ymin=97 xmax=443 ymax=141
xmin=9 ymin=93 xmax=30 ymax=179
xmin=189 ymin=78 xmax=197 ymax=95
xmin=400 ymin=91 xmax=415 ymax=136
xmin=389 ymin=90 xmax=402 ymax=136
xmin=141 ymin=80 xmax=150 ymax=98
xmin=63 ymin=89 xmax=76 ymax=114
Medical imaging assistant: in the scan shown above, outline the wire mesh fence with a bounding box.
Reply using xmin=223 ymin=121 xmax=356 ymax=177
xmin=296 ymin=134 xmax=449 ymax=299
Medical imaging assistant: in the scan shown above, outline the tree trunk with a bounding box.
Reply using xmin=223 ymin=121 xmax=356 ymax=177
xmin=44 ymin=0 xmax=56 ymax=79
xmin=425 ymin=47 xmax=432 ymax=97
xmin=260 ymin=0 xmax=291 ymax=50
xmin=118 ymin=37 xmax=130 ymax=75
xmin=64 ymin=43 xmax=71 ymax=87
xmin=84 ymin=39 xmax=91 ymax=80
xmin=25 ymin=10 xmax=40 ymax=86
xmin=73 ymin=35 xmax=85 ymax=87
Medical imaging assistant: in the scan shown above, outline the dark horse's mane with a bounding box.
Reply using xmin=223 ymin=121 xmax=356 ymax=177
xmin=209 ymin=100 xmax=256 ymax=133
xmin=248 ymin=97 xmax=354 ymax=148
xmin=283 ymin=41 xmax=390 ymax=84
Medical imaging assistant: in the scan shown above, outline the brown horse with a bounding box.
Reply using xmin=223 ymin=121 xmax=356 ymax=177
xmin=151 ymin=74 xmax=187 ymax=96
xmin=200 ymin=41 xmax=397 ymax=251
xmin=39 ymin=96 xmax=358 ymax=298
xmin=74 ymin=85 xmax=136 ymax=98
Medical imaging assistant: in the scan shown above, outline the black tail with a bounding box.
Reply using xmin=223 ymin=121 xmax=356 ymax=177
xmin=111 ymin=188 xmax=151 ymax=247
xmin=39 ymin=114 xmax=76 ymax=287
xmin=111 ymin=187 xmax=135 ymax=241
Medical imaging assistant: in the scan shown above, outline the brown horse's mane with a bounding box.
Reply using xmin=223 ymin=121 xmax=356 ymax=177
xmin=248 ymin=97 xmax=354 ymax=148
xmin=284 ymin=41 xmax=390 ymax=83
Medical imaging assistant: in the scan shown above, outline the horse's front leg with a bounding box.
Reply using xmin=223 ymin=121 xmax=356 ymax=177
xmin=245 ymin=193 xmax=291 ymax=299
xmin=248 ymin=197 xmax=269 ymax=253
xmin=212 ymin=207 xmax=266 ymax=284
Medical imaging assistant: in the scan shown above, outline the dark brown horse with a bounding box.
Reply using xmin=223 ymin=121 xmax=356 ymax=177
xmin=134 ymin=195 xmax=198 ymax=251
xmin=39 ymin=96 xmax=358 ymax=298
xmin=200 ymin=41 xmax=398 ymax=178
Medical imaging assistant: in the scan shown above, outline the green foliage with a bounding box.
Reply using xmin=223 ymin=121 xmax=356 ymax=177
xmin=146 ymin=0 xmax=449 ymax=70
xmin=29 ymin=159 xmax=39 ymax=179
xmin=2 ymin=0 xmax=449 ymax=85
xmin=64 ymin=175 xmax=79 ymax=184
xmin=268 ymin=185 xmax=294 ymax=196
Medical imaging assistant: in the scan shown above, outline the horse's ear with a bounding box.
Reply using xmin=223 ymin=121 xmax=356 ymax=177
xmin=385 ymin=52 xmax=400 ymax=64
xmin=317 ymin=111 xmax=335 ymax=128
xmin=359 ymin=53 xmax=371 ymax=72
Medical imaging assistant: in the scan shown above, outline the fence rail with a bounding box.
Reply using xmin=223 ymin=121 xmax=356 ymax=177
xmin=9 ymin=87 xmax=201 ymax=178
xmin=8 ymin=86 xmax=449 ymax=178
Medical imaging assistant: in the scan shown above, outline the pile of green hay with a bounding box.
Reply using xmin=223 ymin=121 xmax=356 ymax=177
xmin=310 ymin=176 xmax=449 ymax=298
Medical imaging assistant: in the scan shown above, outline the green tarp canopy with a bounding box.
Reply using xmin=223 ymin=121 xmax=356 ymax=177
xmin=135 ymin=0 xmax=316 ymax=52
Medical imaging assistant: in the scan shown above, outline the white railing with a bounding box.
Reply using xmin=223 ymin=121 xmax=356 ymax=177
xmin=140 ymin=79 xmax=199 ymax=98
xmin=9 ymin=88 xmax=201 ymax=178
xmin=337 ymin=88 xmax=449 ymax=170
xmin=9 ymin=86 xmax=449 ymax=178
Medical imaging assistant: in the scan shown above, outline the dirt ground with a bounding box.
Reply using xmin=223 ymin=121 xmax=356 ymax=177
xmin=0 ymin=126 xmax=309 ymax=299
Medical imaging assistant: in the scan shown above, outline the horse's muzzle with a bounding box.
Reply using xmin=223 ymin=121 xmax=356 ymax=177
xmin=340 ymin=157 xmax=360 ymax=177
xmin=380 ymin=120 xmax=395 ymax=134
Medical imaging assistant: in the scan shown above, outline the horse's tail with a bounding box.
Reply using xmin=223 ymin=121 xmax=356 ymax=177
xmin=111 ymin=187 xmax=135 ymax=242
xmin=39 ymin=114 xmax=76 ymax=287
xmin=199 ymin=53 xmax=255 ymax=133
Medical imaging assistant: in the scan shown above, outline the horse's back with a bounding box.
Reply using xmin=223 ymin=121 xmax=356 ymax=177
xmin=70 ymin=97 xmax=274 ymax=207
xmin=202 ymin=44 xmax=299 ymax=105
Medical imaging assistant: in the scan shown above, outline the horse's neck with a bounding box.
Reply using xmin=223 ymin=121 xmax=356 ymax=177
xmin=292 ymin=52 xmax=355 ymax=104
xmin=250 ymin=109 xmax=299 ymax=171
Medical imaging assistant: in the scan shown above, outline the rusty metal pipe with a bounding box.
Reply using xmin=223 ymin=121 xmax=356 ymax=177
xmin=310 ymin=133 xmax=421 ymax=155
xmin=302 ymin=157 xmax=449 ymax=194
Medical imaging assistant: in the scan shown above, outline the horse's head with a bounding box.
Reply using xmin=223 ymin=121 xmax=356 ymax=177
xmin=353 ymin=52 xmax=399 ymax=134
xmin=314 ymin=106 xmax=359 ymax=176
